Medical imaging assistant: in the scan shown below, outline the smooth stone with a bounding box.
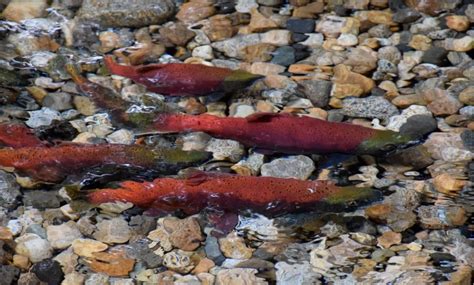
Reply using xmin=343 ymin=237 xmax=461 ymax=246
xmin=72 ymin=238 xmax=108 ymax=258
xmin=205 ymin=236 xmax=226 ymax=265
xmin=76 ymin=0 xmax=175 ymax=28
xmin=421 ymin=46 xmax=449 ymax=66
xmin=205 ymin=139 xmax=245 ymax=162
xmin=261 ymin=155 xmax=315 ymax=180
xmin=0 ymin=265 xmax=20 ymax=285
xmin=215 ymin=268 xmax=268 ymax=285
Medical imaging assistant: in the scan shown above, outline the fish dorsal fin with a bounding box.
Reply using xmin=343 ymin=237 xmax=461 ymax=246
xmin=245 ymin=112 xmax=291 ymax=123
xmin=184 ymin=169 xmax=232 ymax=186
xmin=135 ymin=64 xmax=165 ymax=73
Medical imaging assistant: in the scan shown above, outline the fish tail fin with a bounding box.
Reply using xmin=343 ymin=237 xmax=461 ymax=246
xmin=65 ymin=63 xmax=88 ymax=85
xmin=324 ymin=186 xmax=383 ymax=207
xmin=104 ymin=56 xmax=137 ymax=78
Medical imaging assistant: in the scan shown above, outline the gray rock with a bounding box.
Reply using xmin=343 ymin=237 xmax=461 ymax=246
xmin=0 ymin=265 xmax=20 ymax=285
xmin=257 ymin=0 xmax=282 ymax=6
xmin=76 ymin=0 xmax=175 ymax=28
xmin=342 ymin=96 xmax=398 ymax=120
xmin=421 ymin=46 xmax=449 ymax=66
xmin=23 ymin=191 xmax=61 ymax=209
xmin=368 ymin=24 xmax=392 ymax=38
xmin=126 ymin=239 xmax=162 ymax=268
xmin=460 ymin=130 xmax=473 ymax=152
xmin=42 ymin=92 xmax=72 ymax=111
xmin=47 ymin=222 xmax=83 ymax=249
xmin=0 ymin=171 xmax=21 ymax=209
xmin=271 ymin=46 xmax=296 ymax=67
xmin=15 ymin=233 xmax=53 ymax=263
xmin=377 ymin=59 xmax=398 ymax=73
xmin=286 ymin=19 xmax=315 ymax=34
xmin=399 ymin=114 xmax=437 ymax=139
xmin=205 ymin=235 xmax=225 ymax=265
xmin=297 ymin=80 xmax=332 ymax=108
xmin=93 ymin=217 xmax=131 ymax=244
xmin=261 ymin=155 xmax=315 ymax=180
xmin=392 ymin=8 xmax=421 ymax=24
xmin=459 ymin=106 xmax=474 ymax=118
xmin=25 ymin=224 xmax=47 ymax=239
xmin=205 ymin=139 xmax=245 ymax=162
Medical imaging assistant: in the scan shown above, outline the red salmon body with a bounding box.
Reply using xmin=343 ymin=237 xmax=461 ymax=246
xmin=104 ymin=56 xmax=262 ymax=97
xmin=0 ymin=123 xmax=45 ymax=148
xmin=153 ymin=112 xmax=411 ymax=154
xmin=87 ymin=171 xmax=380 ymax=216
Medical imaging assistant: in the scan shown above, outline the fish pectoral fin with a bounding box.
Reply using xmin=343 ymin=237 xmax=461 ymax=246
xmin=245 ymin=112 xmax=292 ymax=123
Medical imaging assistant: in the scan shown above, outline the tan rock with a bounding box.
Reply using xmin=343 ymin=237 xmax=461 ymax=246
xmin=366 ymin=203 xmax=392 ymax=222
xmin=216 ymin=268 xmax=267 ymax=285
xmin=343 ymin=47 xmax=378 ymax=74
xmin=292 ymin=1 xmax=324 ymax=18
xmin=264 ymin=75 xmax=292 ymax=89
xmin=377 ymin=231 xmax=402 ymax=248
xmin=163 ymin=217 xmax=204 ymax=251
xmin=13 ymin=254 xmax=30 ymax=270
xmin=366 ymin=10 xmax=395 ymax=25
xmin=391 ymin=94 xmax=427 ymax=108
xmin=73 ymin=96 xmax=97 ymax=116
xmin=2 ymin=0 xmax=48 ymax=22
xmin=306 ymin=108 xmax=328 ymax=120
xmin=448 ymin=265 xmax=472 ymax=285
xmin=261 ymin=30 xmax=292 ymax=46
xmin=192 ymin=258 xmax=215 ymax=274
xmin=248 ymin=8 xmax=279 ymax=33
xmin=99 ymin=31 xmax=121 ymax=53
xmin=329 ymin=97 xmax=343 ymax=108
xmin=203 ymin=15 xmax=239 ymax=42
xmin=72 ymin=238 xmax=108 ymax=258
xmin=176 ymin=1 xmax=216 ymax=24
xmin=331 ymin=83 xmax=364 ymax=98
xmin=433 ymin=173 xmax=467 ymax=195
xmin=409 ymin=34 xmax=432 ymax=51
xmin=316 ymin=15 xmax=360 ymax=38
xmin=444 ymin=36 xmax=474 ymax=52
xmin=250 ymin=62 xmax=286 ymax=76
xmin=114 ymin=43 xmax=165 ymax=65
xmin=446 ymin=15 xmax=470 ymax=32
xmin=242 ymin=43 xmax=276 ymax=63
xmin=422 ymin=88 xmax=463 ymax=116
xmin=459 ymin=86 xmax=474 ymax=105
xmin=332 ymin=64 xmax=375 ymax=94
xmin=219 ymin=232 xmax=254 ymax=259
xmin=0 ymin=226 xmax=13 ymax=241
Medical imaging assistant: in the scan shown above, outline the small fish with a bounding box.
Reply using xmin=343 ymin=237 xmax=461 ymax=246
xmin=104 ymin=56 xmax=263 ymax=97
xmin=0 ymin=123 xmax=46 ymax=148
xmin=69 ymin=170 xmax=382 ymax=216
xmin=153 ymin=112 xmax=415 ymax=155
xmin=0 ymin=143 xmax=210 ymax=182
xmin=66 ymin=63 xmax=173 ymax=131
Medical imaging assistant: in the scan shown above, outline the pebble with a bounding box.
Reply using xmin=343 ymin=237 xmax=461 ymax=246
xmin=399 ymin=114 xmax=437 ymax=139
xmin=377 ymin=231 xmax=402 ymax=248
xmin=162 ymin=217 xmax=204 ymax=251
xmin=72 ymin=238 xmax=108 ymax=258
xmin=15 ymin=233 xmax=53 ymax=263
xmin=205 ymin=236 xmax=226 ymax=265
xmin=192 ymin=45 xmax=214 ymax=60
xmin=0 ymin=171 xmax=21 ymax=209
xmin=163 ymin=250 xmax=195 ymax=274
xmin=46 ymin=222 xmax=82 ymax=249
xmin=424 ymin=132 xmax=474 ymax=162
xmin=77 ymin=0 xmax=175 ymax=27
xmin=3 ymin=0 xmax=48 ymax=22
xmin=342 ymin=96 xmax=399 ymax=120
xmin=261 ymin=155 xmax=315 ymax=180
xmin=459 ymin=86 xmax=474 ymax=106
xmin=337 ymin=33 xmax=358 ymax=46
xmin=205 ymin=138 xmax=245 ymax=162
xmin=215 ymin=268 xmax=268 ymax=285
xmin=219 ymin=232 xmax=254 ymax=259
xmin=93 ymin=217 xmax=131 ymax=244
xmin=31 ymin=259 xmax=64 ymax=285
xmin=62 ymin=272 xmax=86 ymax=285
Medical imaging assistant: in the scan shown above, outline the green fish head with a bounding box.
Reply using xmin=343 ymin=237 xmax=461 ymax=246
xmin=323 ymin=186 xmax=382 ymax=209
xmin=356 ymin=130 xmax=415 ymax=155
xmin=222 ymin=70 xmax=264 ymax=92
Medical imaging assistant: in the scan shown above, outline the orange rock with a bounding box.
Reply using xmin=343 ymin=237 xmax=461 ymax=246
xmin=433 ymin=173 xmax=467 ymax=195
xmin=365 ymin=203 xmax=392 ymax=222
xmin=391 ymin=94 xmax=427 ymax=108
xmin=288 ymin=64 xmax=316 ymax=74
xmin=0 ymin=227 xmax=13 ymax=241
xmin=87 ymin=251 xmax=135 ymax=277
xmin=192 ymin=258 xmax=215 ymax=274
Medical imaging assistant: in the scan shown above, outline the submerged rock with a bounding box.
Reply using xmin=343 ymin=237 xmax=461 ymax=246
xmin=261 ymin=155 xmax=315 ymax=180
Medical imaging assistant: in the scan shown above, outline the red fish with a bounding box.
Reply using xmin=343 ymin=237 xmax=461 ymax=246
xmin=72 ymin=171 xmax=381 ymax=216
xmin=0 ymin=144 xmax=209 ymax=182
xmin=153 ymin=112 xmax=414 ymax=155
xmin=104 ymin=56 xmax=263 ymax=97
xmin=0 ymin=123 xmax=45 ymax=148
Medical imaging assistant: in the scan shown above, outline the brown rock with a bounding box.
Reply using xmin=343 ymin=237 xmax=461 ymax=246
xmin=459 ymin=86 xmax=474 ymax=105
xmin=203 ymin=15 xmax=239 ymax=42
xmin=264 ymin=75 xmax=293 ymax=89
xmin=289 ymin=0 xmax=310 ymax=6
xmin=422 ymin=88 xmax=463 ymax=116
xmin=159 ymin=22 xmax=196 ymax=46
xmin=242 ymin=43 xmax=276 ymax=63
xmin=446 ymin=15 xmax=470 ymax=32
xmin=405 ymin=0 xmax=461 ymax=16
xmin=370 ymin=0 xmax=389 ymax=8
xmin=87 ymin=251 xmax=135 ymax=277
xmin=248 ymin=8 xmax=279 ymax=33
xmin=293 ymin=1 xmax=324 ymax=18
xmin=331 ymin=83 xmax=364 ymax=98
xmin=409 ymin=34 xmax=432 ymax=51
xmin=366 ymin=10 xmax=395 ymax=25
xmin=2 ymin=0 xmax=48 ymax=22
xmin=192 ymin=258 xmax=215 ymax=274
xmin=0 ymin=227 xmax=13 ymax=241
xmin=366 ymin=204 xmax=392 ymax=222
xmin=332 ymin=64 xmax=375 ymax=94
xmin=219 ymin=232 xmax=254 ymax=259
xmin=391 ymin=94 xmax=427 ymax=108
xmin=176 ymin=0 xmax=216 ymax=24
xmin=377 ymin=231 xmax=402 ymax=248
xmin=13 ymin=254 xmax=30 ymax=270
xmin=449 ymin=265 xmax=472 ymax=285
xmin=343 ymin=47 xmax=378 ymax=74
xmin=113 ymin=43 xmax=165 ymax=65
xmin=163 ymin=217 xmax=204 ymax=251
xmin=433 ymin=173 xmax=467 ymax=195
xmin=99 ymin=31 xmax=122 ymax=53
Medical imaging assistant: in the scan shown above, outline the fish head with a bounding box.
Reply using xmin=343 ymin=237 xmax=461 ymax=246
xmin=323 ymin=186 xmax=383 ymax=211
xmin=221 ymin=70 xmax=264 ymax=92
xmin=356 ymin=130 xmax=415 ymax=155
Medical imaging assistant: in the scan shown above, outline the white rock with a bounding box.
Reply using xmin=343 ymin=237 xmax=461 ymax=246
xmin=337 ymin=33 xmax=358 ymax=46
xmin=261 ymin=155 xmax=315 ymax=180
xmin=15 ymin=233 xmax=53 ymax=263
xmin=46 ymin=221 xmax=82 ymax=249
xmin=236 ymin=0 xmax=258 ymax=13
xmin=106 ymin=129 xmax=134 ymax=144
xmin=93 ymin=217 xmax=131 ymax=244
xmin=215 ymin=268 xmax=268 ymax=285
xmin=192 ymin=45 xmax=214 ymax=60
xmin=62 ymin=272 xmax=86 ymax=285
xmin=300 ymin=33 xmax=324 ymax=47
xmin=72 ymin=132 xmax=97 ymax=143
xmin=7 ymin=219 xmax=22 ymax=236
xmin=275 ymin=261 xmax=321 ymax=285
xmin=205 ymin=138 xmax=245 ymax=162
xmin=26 ymin=107 xmax=61 ymax=128
xmin=229 ymin=103 xmax=256 ymax=117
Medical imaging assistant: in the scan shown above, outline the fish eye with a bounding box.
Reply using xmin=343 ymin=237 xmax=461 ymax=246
xmin=382 ymin=144 xmax=396 ymax=151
